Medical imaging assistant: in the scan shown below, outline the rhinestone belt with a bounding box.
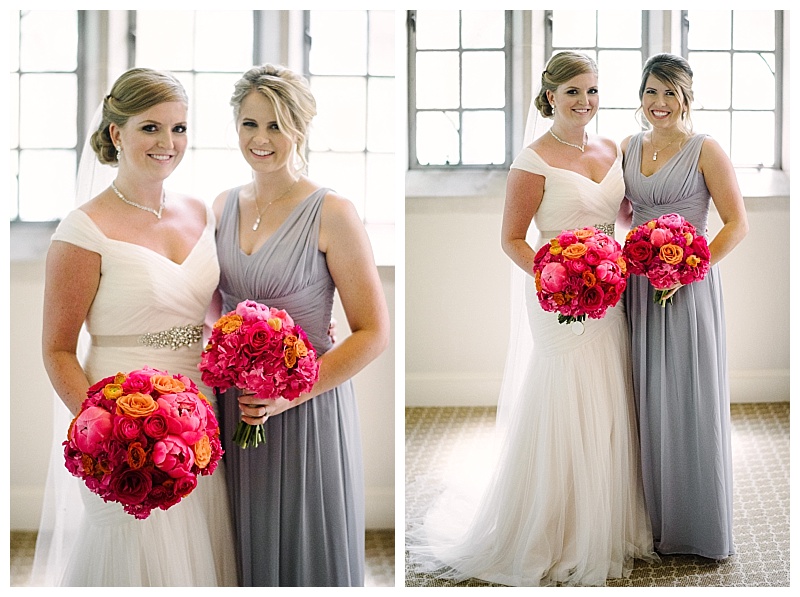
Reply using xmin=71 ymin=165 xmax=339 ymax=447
xmin=91 ymin=324 xmax=204 ymax=351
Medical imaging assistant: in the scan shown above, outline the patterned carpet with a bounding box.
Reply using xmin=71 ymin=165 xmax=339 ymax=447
xmin=10 ymin=529 xmax=395 ymax=587
xmin=404 ymin=402 xmax=789 ymax=587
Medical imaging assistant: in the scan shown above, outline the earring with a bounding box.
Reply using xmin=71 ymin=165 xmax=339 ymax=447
xmin=115 ymin=146 xmax=121 ymax=161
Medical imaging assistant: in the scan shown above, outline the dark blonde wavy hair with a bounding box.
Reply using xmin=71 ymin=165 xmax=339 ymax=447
xmin=534 ymin=51 xmax=598 ymax=119
xmin=90 ymin=67 xmax=188 ymax=166
xmin=636 ymin=53 xmax=694 ymax=133
xmin=230 ymin=64 xmax=317 ymax=172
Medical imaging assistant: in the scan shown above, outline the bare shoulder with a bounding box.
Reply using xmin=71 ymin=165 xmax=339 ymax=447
xmin=211 ymin=187 xmax=237 ymax=225
xmin=321 ymin=190 xmax=360 ymax=226
xmin=620 ymin=134 xmax=634 ymax=154
xmin=319 ymin=190 xmax=366 ymax=253
xmin=697 ymin=135 xmax=732 ymax=170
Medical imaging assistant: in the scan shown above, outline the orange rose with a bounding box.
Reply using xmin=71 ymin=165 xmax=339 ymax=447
xmin=267 ymin=317 xmax=283 ymax=332
xmin=152 ymin=375 xmax=186 ymax=395
xmin=126 ymin=441 xmax=148 ymax=470
xmin=562 ymin=243 xmax=588 ymax=260
xmin=193 ymin=435 xmax=212 ymax=469
xmin=114 ymin=372 xmax=127 ymax=384
xmin=684 ymin=232 xmax=694 ymax=244
xmin=284 ymin=347 xmax=298 ymax=369
xmin=214 ymin=313 xmax=243 ymax=334
xmin=574 ymin=228 xmax=594 ymax=240
xmin=582 ymin=270 xmax=597 ymax=288
xmin=553 ymin=292 xmax=566 ymax=306
xmin=295 ymin=339 xmax=308 ymax=358
xmin=659 ymin=243 xmax=684 ymax=265
xmin=116 ymin=392 xmax=159 ymax=417
xmin=535 ymin=270 xmax=542 ymax=292
xmin=103 ymin=383 xmax=124 ymax=400
xmin=686 ymin=254 xmax=701 ymax=267
xmin=616 ymin=256 xmax=628 ymax=274
xmin=647 ymin=220 xmax=657 ymax=229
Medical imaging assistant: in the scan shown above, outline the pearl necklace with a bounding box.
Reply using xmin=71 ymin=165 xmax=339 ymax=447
xmin=252 ymin=179 xmax=298 ymax=231
xmin=111 ymin=181 xmax=165 ymax=219
xmin=549 ymin=129 xmax=587 ymax=153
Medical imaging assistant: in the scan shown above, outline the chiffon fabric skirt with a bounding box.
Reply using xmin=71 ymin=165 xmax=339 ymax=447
xmin=408 ymin=279 xmax=655 ymax=586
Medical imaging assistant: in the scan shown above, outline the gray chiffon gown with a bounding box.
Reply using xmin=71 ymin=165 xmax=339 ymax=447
xmin=623 ymin=133 xmax=735 ymax=560
xmin=215 ymin=187 xmax=365 ymax=586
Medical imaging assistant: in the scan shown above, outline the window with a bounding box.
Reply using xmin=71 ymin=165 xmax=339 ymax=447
xmin=133 ymin=10 xmax=255 ymax=202
xmin=305 ymin=10 xmax=395 ymax=224
xmin=549 ymin=10 xmax=646 ymax=142
xmin=10 ymin=10 xmax=79 ymax=221
xmin=408 ymin=10 xmax=512 ymax=169
xmin=11 ymin=9 xmax=395 ymax=234
xmin=683 ymin=10 xmax=782 ymax=168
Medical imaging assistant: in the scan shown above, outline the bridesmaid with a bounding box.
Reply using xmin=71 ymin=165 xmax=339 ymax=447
xmin=211 ymin=64 xmax=390 ymax=586
xmin=621 ymin=53 xmax=748 ymax=560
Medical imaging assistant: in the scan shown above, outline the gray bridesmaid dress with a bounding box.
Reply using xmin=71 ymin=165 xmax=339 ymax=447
xmin=216 ymin=187 xmax=365 ymax=586
xmin=623 ymin=133 xmax=734 ymax=560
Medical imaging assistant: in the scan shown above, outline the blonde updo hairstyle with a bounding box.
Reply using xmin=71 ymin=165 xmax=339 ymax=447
xmin=90 ymin=67 xmax=188 ymax=166
xmin=534 ymin=51 xmax=598 ymax=119
xmin=637 ymin=53 xmax=694 ymax=133
xmin=230 ymin=64 xmax=317 ymax=172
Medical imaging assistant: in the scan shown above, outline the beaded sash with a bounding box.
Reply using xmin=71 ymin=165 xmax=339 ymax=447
xmin=91 ymin=323 xmax=204 ymax=351
xmin=539 ymin=222 xmax=615 ymax=240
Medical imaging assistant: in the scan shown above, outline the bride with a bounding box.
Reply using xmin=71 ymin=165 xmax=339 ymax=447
xmin=30 ymin=67 xmax=237 ymax=586
xmin=407 ymin=51 xmax=655 ymax=587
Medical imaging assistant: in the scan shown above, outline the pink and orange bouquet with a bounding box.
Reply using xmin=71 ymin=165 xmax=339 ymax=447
xmin=199 ymin=299 xmax=320 ymax=448
xmin=533 ymin=227 xmax=628 ymax=328
xmin=622 ymin=213 xmax=710 ymax=306
xmin=64 ymin=367 xmax=223 ymax=519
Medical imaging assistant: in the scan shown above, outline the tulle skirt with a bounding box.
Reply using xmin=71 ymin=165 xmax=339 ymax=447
xmin=407 ymin=297 xmax=656 ymax=586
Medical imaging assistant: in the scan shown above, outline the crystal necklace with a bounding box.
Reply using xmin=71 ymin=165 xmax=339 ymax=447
xmin=649 ymin=132 xmax=683 ymax=161
xmin=549 ymin=128 xmax=587 ymax=153
xmin=111 ymin=181 xmax=165 ymax=219
xmin=252 ymin=178 xmax=298 ymax=231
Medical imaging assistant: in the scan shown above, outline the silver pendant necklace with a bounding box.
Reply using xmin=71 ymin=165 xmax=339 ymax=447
xmin=111 ymin=181 xmax=166 ymax=219
xmin=252 ymin=179 xmax=298 ymax=231
xmin=549 ymin=128 xmax=587 ymax=153
xmin=650 ymin=133 xmax=682 ymax=161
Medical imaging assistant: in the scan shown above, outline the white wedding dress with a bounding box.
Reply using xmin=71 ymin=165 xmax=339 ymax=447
xmin=30 ymin=204 xmax=238 ymax=586
xmin=407 ymin=145 xmax=656 ymax=586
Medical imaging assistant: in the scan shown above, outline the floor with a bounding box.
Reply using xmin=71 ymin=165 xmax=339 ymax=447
xmin=10 ymin=529 xmax=395 ymax=587
xmin=405 ymin=402 xmax=790 ymax=587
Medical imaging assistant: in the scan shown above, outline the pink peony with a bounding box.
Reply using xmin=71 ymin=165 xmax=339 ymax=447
xmin=157 ymin=393 xmax=208 ymax=445
xmin=152 ymin=436 xmax=195 ymax=478
xmin=540 ymin=262 xmax=568 ymax=293
xmin=649 ymin=227 xmax=673 ymax=247
xmin=71 ymin=406 xmax=114 ymax=455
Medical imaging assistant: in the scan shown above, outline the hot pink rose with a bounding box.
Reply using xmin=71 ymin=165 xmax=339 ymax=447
xmin=113 ymin=415 xmax=143 ymax=443
xmin=152 ymin=436 xmax=195 ymax=478
xmin=71 ymin=406 xmax=114 ymax=455
xmin=142 ymin=411 xmax=170 ymax=440
xmin=578 ymin=285 xmax=605 ymax=312
xmin=122 ymin=370 xmax=155 ymax=395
